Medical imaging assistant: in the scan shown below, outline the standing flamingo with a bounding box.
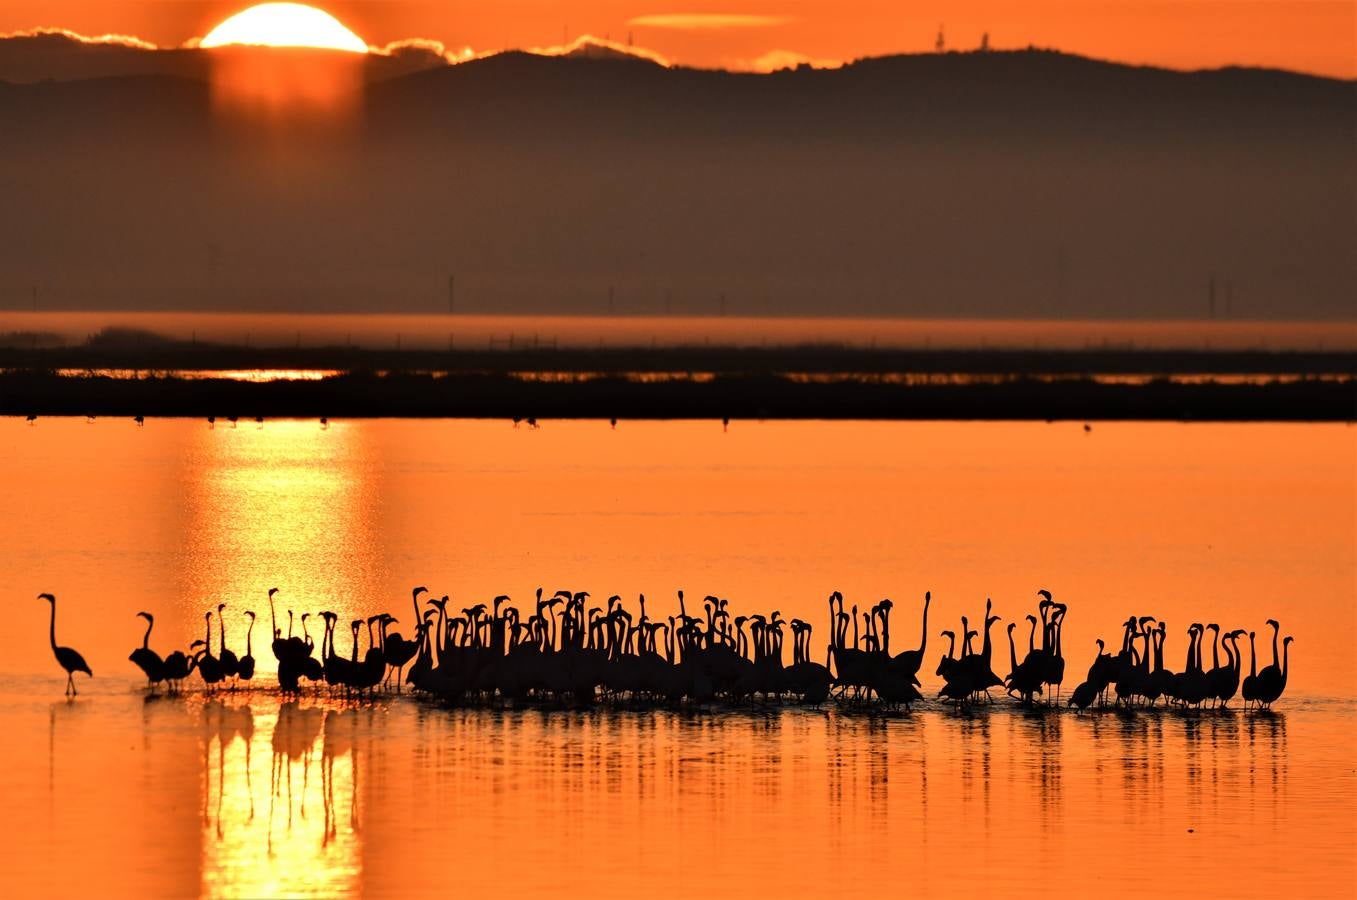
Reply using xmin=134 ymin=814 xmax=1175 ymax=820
xmin=217 ymin=603 xmax=240 ymax=683
xmin=40 ymin=593 xmax=92 ymax=695
xmin=128 ymin=611 xmax=165 ymax=690
xmin=238 ymin=611 xmax=257 ymax=685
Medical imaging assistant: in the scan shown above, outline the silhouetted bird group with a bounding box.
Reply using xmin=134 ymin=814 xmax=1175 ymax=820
xmin=38 ymin=588 xmax=1297 ymax=712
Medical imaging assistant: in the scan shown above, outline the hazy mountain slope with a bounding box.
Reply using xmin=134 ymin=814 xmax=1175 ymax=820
xmin=0 ymin=46 xmax=1351 ymax=319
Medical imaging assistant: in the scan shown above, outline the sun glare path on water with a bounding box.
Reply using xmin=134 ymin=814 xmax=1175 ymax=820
xmin=200 ymin=3 xmax=368 ymax=53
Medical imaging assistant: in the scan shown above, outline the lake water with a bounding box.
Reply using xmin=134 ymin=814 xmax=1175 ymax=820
xmin=0 ymin=418 xmax=1353 ymax=897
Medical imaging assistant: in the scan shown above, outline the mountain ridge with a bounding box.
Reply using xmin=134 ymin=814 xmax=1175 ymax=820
xmin=0 ymin=38 xmax=1350 ymax=320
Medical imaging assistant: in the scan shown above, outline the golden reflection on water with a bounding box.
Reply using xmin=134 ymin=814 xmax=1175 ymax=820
xmin=179 ymin=420 xmax=384 ymax=670
xmin=200 ymin=698 xmax=361 ymax=898
xmin=2 ymin=684 xmax=1352 ymax=899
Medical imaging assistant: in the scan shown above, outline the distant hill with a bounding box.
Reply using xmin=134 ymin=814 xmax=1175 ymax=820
xmin=0 ymin=36 xmax=1352 ymax=320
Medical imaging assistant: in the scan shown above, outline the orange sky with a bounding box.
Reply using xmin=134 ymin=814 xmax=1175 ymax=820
xmin=1 ymin=0 xmax=1354 ymax=77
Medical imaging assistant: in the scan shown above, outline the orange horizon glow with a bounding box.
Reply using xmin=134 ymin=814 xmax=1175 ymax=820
xmin=0 ymin=1 xmax=1353 ymax=79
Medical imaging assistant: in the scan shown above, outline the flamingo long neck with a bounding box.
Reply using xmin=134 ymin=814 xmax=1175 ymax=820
xmin=204 ymin=616 xmax=212 ymax=655
xmin=1270 ymin=626 xmax=1279 ymax=669
xmin=1007 ymin=629 xmax=1018 ymax=672
xmin=1211 ymin=630 xmax=1219 ymax=670
xmin=246 ymin=619 xmax=254 ymax=656
xmin=918 ymin=597 xmax=929 ymax=654
xmin=1280 ymin=641 xmax=1289 ymax=684
xmin=1248 ymin=635 xmax=1257 ymax=677
xmin=1027 ymin=620 xmax=1036 ymax=655
xmin=219 ymin=614 xmax=227 ymax=652
xmin=49 ymin=599 xmax=58 ymax=651
xmin=142 ymin=616 xmax=153 ymax=650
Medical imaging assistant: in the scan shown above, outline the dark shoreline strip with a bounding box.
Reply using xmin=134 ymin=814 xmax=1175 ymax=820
xmin=1 ymin=372 xmax=1352 ymax=421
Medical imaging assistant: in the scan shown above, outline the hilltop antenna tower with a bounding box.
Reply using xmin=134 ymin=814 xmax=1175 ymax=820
xmin=935 ymin=26 xmax=945 ymax=53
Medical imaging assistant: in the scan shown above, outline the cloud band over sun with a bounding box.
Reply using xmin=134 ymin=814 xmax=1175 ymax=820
xmin=627 ymin=14 xmax=792 ymax=31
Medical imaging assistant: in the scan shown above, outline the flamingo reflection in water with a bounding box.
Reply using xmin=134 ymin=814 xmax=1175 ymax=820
xmin=269 ymin=700 xmax=324 ymax=854
xmin=202 ymin=700 xmax=256 ymax=838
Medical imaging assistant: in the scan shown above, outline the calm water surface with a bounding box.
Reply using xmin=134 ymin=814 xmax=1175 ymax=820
xmin=0 ymin=418 xmax=1353 ymax=897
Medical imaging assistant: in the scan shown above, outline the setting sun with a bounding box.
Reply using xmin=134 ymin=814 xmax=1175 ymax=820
xmin=200 ymin=3 xmax=368 ymax=53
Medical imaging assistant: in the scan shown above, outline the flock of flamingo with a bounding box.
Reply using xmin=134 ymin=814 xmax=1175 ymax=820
xmin=40 ymin=587 xmax=1293 ymax=711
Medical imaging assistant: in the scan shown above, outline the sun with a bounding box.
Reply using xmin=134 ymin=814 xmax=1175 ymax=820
xmin=200 ymin=3 xmax=368 ymax=53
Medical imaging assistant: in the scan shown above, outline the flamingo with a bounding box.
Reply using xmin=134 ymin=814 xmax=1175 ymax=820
xmin=1241 ymin=631 xmax=1260 ymax=707
xmin=238 ymin=611 xmax=257 ymax=684
xmin=162 ymin=649 xmax=196 ymax=693
xmin=1256 ymin=620 xmax=1292 ymax=708
xmin=41 ymin=593 xmax=91 ymax=695
xmin=196 ymin=612 xmax=225 ymax=690
xmin=1257 ymin=636 xmax=1292 ymax=708
xmin=888 ymin=591 xmax=930 ymax=685
xmin=128 ymin=611 xmax=165 ymax=690
xmin=217 ymin=603 xmax=240 ymax=683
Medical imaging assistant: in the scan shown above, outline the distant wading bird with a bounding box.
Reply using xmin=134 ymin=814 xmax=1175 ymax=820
xmin=40 ymin=593 xmax=91 ymax=695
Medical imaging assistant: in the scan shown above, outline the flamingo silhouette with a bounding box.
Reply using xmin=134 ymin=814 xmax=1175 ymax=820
xmin=1256 ymin=621 xmax=1291 ymax=708
xmin=238 ymin=611 xmax=257 ymax=684
xmin=196 ymin=612 xmax=225 ymax=690
xmin=40 ymin=593 xmax=91 ymax=695
xmin=1241 ymin=630 xmax=1260 ymax=706
xmin=128 ymin=611 xmax=165 ymax=690
xmin=217 ymin=603 xmax=240 ymax=683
